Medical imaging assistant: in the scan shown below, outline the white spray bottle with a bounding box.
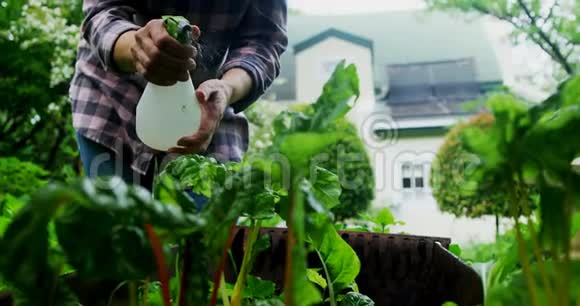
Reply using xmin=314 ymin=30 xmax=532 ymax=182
xmin=136 ymin=16 xmax=201 ymax=151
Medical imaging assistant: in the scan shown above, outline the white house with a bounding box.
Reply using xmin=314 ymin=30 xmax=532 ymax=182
xmin=263 ymin=10 xmax=508 ymax=244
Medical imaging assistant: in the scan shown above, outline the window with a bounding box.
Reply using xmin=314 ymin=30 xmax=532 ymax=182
xmin=401 ymin=163 xmax=426 ymax=190
xmin=402 ymin=164 xmax=412 ymax=189
xmin=320 ymin=58 xmax=342 ymax=81
xmin=414 ymin=164 xmax=424 ymax=188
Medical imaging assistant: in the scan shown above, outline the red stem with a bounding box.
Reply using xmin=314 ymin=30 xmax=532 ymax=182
xmin=178 ymin=238 xmax=193 ymax=306
xmin=144 ymin=224 xmax=172 ymax=306
xmin=210 ymin=225 xmax=236 ymax=306
xmin=284 ymin=186 xmax=296 ymax=306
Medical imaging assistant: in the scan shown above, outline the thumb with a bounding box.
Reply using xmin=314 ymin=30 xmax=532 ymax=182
xmin=196 ymin=87 xmax=209 ymax=104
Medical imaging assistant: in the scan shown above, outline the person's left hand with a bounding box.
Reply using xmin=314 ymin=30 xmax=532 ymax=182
xmin=168 ymin=79 xmax=232 ymax=154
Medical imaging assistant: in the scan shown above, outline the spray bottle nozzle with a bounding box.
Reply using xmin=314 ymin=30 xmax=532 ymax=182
xmin=162 ymin=15 xmax=193 ymax=45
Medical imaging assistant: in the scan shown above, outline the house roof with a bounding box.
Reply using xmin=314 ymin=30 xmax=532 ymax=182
xmin=294 ymin=28 xmax=374 ymax=55
xmin=264 ymin=10 xmax=504 ymax=102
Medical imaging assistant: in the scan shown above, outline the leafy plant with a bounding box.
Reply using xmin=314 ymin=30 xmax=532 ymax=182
xmin=431 ymin=112 xmax=518 ymax=237
xmin=457 ymin=76 xmax=580 ymax=306
xmin=0 ymin=60 xmax=374 ymax=306
xmin=337 ymin=208 xmax=404 ymax=234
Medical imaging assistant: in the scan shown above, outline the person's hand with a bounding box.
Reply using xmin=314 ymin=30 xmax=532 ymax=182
xmin=131 ymin=19 xmax=200 ymax=86
xmin=168 ymin=79 xmax=233 ymax=154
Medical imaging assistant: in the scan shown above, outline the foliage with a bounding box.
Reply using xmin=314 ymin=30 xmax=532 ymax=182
xmin=431 ymin=111 xmax=515 ymax=220
xmin=340 ymin=292 xmax=375 ymax=306
xmin=317 ymin=120 xmax=375 ymax=221
xmin=246 ymin=104 xmax=375 ymax=221
xmin=425 ymin=0 xmax=579 ymax=77
xmin=0 ymin=157 xmax=47 ymax=200
xmin=312 ymin=224 xmax=360 ymax=304
xmin=0 ymin=0 xmax=82 ymax=177
xmin=0 ymin=61 xmax=374 ymax=306
xmin=337 ymin=207 xmax=404 ymax=234
xmin=0 ymin=157 xmax=48 ymax=237
xmin=457 ymin=75 xmax=580 ymax=306
xmin=0 ymin=176 xmax=204 ymax=305
xmin=460 ymin=229 xmax=517 ymax=263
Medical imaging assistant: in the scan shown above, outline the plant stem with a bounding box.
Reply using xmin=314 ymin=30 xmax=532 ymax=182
xmin=220 ymin=274 xmax=231 ymax=306
xmin=144 ymin=224 xmax=171 ymax=306
xmin=525 ymin=213 xmax=556 ymax=306
xmin=231 ymin=220 xmax=262 ymax=306
xmin=129 ymin=281 xmax=137 ymax=306
xmin=210 ymin=225 xmax=236 ymax=306
xmin=558 ymin=184 xmax=574 ymax=306
xmin=178 ymin=238 xmax=193 ymax=306
xmin=316 ymin=250 xmax=336 ymax=306
xmin=516 ymin=173 xmax=555 ymax=306
xmin=143 ymin=279 xmax=149 ymax=306
xmin=284 ymin=179 xmax=297 ymax=306
xmin=508 ymin=184 xmax=541 ymax=306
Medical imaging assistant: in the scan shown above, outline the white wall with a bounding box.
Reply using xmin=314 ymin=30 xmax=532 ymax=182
xmin=364 ymin=134 xmax=499 ymax=244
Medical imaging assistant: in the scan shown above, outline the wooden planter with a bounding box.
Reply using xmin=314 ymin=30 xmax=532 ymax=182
xmin=0 ymin=228 xmax=483 ymax=306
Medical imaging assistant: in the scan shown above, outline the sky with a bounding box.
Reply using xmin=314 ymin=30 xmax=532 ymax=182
xmin=288 ymin=0 xmax=426 ymax=15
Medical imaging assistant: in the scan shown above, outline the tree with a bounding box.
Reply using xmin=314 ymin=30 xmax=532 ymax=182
xmin=0 ymin=0 xmax=83 ymax=178
xmin=318 ymin=119 xmax=375 ymax=221
xmin=426 ymin=0 xmax=579 ymax=76
xmin=430 ymin=112 xmax=511 ymax=237
xmin=246 ymin=102 xmax=375 ymax=221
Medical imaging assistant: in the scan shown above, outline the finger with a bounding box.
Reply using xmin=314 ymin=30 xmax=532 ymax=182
xmin=150 ymin=21 xmax=195 ymax=59
xmin=132 ymin=48 xmax=178 ymax=86
xmin=176 ymin=131 xmax=212 ymax=148
xmin=167 ymin=147 xmax=192 ymax=155
xmin=143 ymin=32 xmax=196 ymax=73
xmin=191 ymin=25 xmax=201 ymax=40
xmin=196 ymin=85 xmax=216 ymax=105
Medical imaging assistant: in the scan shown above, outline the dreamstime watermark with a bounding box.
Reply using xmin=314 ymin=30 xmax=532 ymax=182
xmin=359 ymin=111 xmax=399 ymax=150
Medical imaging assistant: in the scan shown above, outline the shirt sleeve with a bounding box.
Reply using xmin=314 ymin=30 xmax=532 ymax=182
xmin=81 ymin=0 xmax=141 ymax=72
xmin=218 ymin=0 xmax=289 ymax=113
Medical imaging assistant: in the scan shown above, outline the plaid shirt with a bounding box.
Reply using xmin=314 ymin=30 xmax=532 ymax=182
xmin=69 ymin=0 xmax=288 ymax=175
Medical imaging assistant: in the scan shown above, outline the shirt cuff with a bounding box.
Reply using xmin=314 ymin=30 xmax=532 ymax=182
xmin=100 ymin=20 xmax=140 ymax=73
xmin=219 ymin=60 xmax=263 ymax=113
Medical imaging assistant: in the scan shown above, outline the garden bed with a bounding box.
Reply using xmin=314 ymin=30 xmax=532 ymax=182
xmin=0 ymin=228 xmax=483 ymax=306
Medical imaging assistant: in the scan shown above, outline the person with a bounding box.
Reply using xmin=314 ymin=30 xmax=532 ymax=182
xmin=69 ymin=0 xmax=288 ymax=195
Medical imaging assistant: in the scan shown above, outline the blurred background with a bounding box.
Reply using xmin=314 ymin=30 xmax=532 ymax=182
xmin=0 ymin=0 xmax=578 ymax=248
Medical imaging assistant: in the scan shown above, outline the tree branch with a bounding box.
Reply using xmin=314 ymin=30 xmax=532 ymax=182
xmin=516 ymin=0 xmax=574 ymax=74
xmin=544 ymin=0 xmax=559 ymax=24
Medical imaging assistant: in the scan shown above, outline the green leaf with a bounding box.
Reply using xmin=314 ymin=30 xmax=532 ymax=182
xmin=375 ymin=208 xmax=395 ymax=228
xmin=243 ymin=275 xmax=276 ymax=299
xmin=307 ymin=268 xmax=327 ymax=289
xmin=442 ymin=302 xmax=458 ymax=306
xmin=538 ymin=182 xmax=568 ymax=253
xmin=339 ymin=292 xmax=375 ymax=306
xmin=524 ymin=105 xmax=580 ymax=173
xmin=279 ymin=132 xmax=340 ymax=168
xmin=448 ymin=244 xmax=462 ymax=257
xmin=310 ymin=167 xmax=342 ymax=211
xmin=310 ymin=61 xmax=360 ymax=131
xmin=313 ymin=225 xmax=361 ymax=293
xmin=248 ymin=298 xmax=285 ymax=306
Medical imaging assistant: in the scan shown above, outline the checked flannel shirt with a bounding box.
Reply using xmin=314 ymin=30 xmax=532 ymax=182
xmin=69 ymin=0 xmax=288 ymax=175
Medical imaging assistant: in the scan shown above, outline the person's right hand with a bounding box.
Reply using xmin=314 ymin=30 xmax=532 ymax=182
xmin=131 ymin=19 xmax=200 ymax=86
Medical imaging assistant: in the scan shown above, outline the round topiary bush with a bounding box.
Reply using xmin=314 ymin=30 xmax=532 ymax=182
xmin=430 ymin=112 xmax=510 ymax=219
xmin=319 ymin=119 xmax=375 ymax=221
